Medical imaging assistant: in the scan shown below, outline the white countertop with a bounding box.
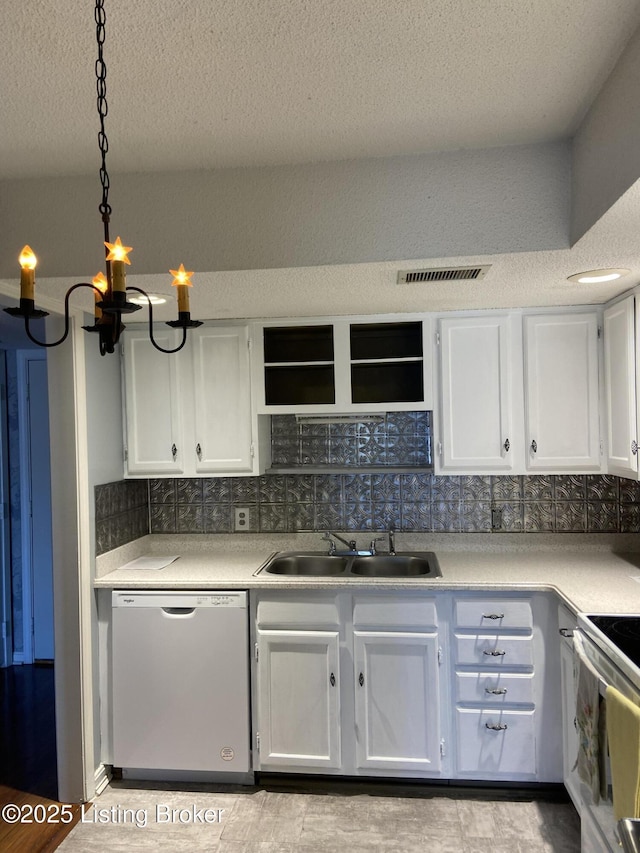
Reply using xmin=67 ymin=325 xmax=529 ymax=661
xmin=93 ymin=533 xmax=640 ymax=614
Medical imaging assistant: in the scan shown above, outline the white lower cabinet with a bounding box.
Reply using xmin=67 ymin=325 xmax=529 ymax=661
xmin=449 ymin=592 xmax=562 ymax=783
xmin=455 ymin=708 xmax=536 ymax=776
xmin=253 ymin=591 xmax=443 ymax=778
xmin=252 ymin=589 xmax=562 ymax=784
xmin=353 ymin=631 xmax=440 ymax=773
xmin=256 ymin=629 xmax=341 ymax=770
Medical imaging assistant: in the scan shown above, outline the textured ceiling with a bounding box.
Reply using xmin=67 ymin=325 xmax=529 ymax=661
xmin=2 ymin=0 xmax=640 ymax=178
xmin=3 ymin=0 xmax=640 ymax=322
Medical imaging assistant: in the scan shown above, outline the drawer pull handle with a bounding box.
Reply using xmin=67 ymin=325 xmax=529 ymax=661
xmin=482 ymin=613 xmax=504 ymax=620
xmin=483 ymin=649 xmax=506 ymax=656
xmin=329 ymin=672 xmax=336 ymax=687
xmin=559 ymin=628 xmax=574 ymax=638
xmin=485 ymin=723 xmax=508 ymax=731
xmin=485 ymin=687 xmax=508 ymax=695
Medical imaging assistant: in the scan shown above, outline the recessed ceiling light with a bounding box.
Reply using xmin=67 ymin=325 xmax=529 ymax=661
xmin=126 ymin=292 xmax=168 ymax=305
xmin=567 ymin=268 xmax=630 ymax=284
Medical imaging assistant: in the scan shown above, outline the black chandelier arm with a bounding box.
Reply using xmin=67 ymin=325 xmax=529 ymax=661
xmin=23 ymin=282 xmax=106 ymax=349
xmin=126 ymin=287 xmax=188 ymax=353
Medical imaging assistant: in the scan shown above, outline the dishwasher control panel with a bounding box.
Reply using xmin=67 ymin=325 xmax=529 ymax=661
xmin=112 ymin=591 xmax=247 ymax=608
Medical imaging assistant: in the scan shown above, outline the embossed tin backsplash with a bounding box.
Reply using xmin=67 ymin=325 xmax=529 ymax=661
xmin=146 ymin=473 xmax=640 ymax=536
xmin=270 ymin=412 xmax=432 ymax=469
xmin=96 ymin=473 xmax=640 ymax=554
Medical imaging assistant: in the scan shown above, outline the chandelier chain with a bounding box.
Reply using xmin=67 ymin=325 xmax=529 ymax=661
xmin=95 ymin=0 xmax=111 ymax=218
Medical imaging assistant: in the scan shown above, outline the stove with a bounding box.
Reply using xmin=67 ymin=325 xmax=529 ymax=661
xmin=587 ymin=615 xmax=640 ymax=669
xmin=578 ymin=613 xmax=640 ymax=693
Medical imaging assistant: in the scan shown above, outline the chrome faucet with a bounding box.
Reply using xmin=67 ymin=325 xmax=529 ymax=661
xmin=388 ymin=528 xmax=396 ymax=555
xmin=322 ymin=531 xmax=358 ymax=554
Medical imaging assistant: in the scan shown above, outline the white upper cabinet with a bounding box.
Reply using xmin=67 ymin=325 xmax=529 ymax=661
xmin=255 ymin=317 xmax=433 ymax=413
xmin=123 ymin=329 xmax=185 ymax=475
xmin=437 ymin=314 xmax=519 ymax=473
xmin=191 ymin=326 xmax=255 ymax=473
xmin=603 ymin=296 xmax=638 ymax=478
xmin=123 ymin=325 xmax=268 ymax=477
xmin=523 ymin=313 xmax=601 ymax=471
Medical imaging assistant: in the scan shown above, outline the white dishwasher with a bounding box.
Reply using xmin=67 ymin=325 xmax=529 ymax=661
xmin=112 ymin=590 xmax=250 ymax=777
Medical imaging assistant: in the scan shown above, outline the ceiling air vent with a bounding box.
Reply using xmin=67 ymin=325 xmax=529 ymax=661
xmin=397 ymin=265 xmax=491 ymax=284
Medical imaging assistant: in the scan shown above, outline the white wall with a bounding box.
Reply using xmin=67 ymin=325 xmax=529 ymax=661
xmin=572 ymin=26 xmax=640 ymax=244
xmin=82 ymin=316 xmax=125 ymax=796
xmin=0 ymin=142 xmax=570 ymax=279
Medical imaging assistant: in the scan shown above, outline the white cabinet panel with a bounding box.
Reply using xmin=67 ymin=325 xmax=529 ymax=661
xmin=454 ymin=634 xmax=534 ymax=667
xmin=192 ymin=327 xmax=254 ymax=473
xmin=604 ymin=296 xmax=637 ymax=477
xmin=454 ymin=598 xmax=532 ymax=630
xmin=455 ymin=671 xmax=534 ymax=705
xmin=455 ymin=708 xmax=536 ymax=777
xmin=123 ymin=324 xmax=266 ymax=476
xmin=353 ymin=631 xmax=440 ymax=772
xmin=123 ymin=330 xmax=184 ymax=474
xmin=438 ymin=315 xmax=516 ymax=472
xmin=256 ymin=629 xmax=341 ymax=769
xmin=524 ymin=313 xmax=601 ymax=471
xmin=253 ymin=591 xmax=443 ymax=779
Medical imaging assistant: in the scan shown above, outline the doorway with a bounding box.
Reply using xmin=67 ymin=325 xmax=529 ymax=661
xmin=17 ymin=351 xmax=54 ymax=662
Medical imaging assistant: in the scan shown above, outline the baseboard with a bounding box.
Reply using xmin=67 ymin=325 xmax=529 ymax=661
xmin=94 ymin=763 xmax=112 ymax=797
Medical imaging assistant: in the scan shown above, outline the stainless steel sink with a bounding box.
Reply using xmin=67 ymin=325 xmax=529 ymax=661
xmin=349 ymin=553 xmax=441 ymax=578
xmin=257 ymin=550 xmax=441 ymax=578
xmin=260 ymin=552 xmax=349 ymax=576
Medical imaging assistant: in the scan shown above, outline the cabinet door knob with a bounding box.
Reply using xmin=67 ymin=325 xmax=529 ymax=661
xmin=503 ymin=438 xmax=510 ymax=453
xmin=530 ymin=439 xmax=537 ymax=453
xmin=483 ymin=649 xmax=506 ymax=656
xmin=632 ymin=440 xmax=638 ymax=456
xmin=485 ymin=722 xmax=508 ymax=731
xmin=171 ymin=443 xmax=177 ymax=460
xmin=196 ymin=443 xmax=202 ymax=460
xmin=329 ymin=672 xmax=336 ymax=687
xmin=485 ymin=687 xmax=508 ymax=695
xmin=358 ymin=672 xmax=364 ymax=687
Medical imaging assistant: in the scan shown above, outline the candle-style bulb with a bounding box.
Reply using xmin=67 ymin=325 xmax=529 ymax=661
xmin=170 ymin=264 xmax=194 ymax=314
xmin=19 ymin=245 xmax=37 ymax=270
xmin=92 ymin=272 xmax=108 ymax=320
xmin=105 ymin=237 xmax=132 ymax=294
xmin=104 ymin=236 xmax=132 ymax=264
xmin=19 ymin=245 xmax=37 ymax=301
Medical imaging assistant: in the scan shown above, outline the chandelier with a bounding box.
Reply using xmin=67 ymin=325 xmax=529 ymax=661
xmin=5 ymin=0 xmax=202 ymax=355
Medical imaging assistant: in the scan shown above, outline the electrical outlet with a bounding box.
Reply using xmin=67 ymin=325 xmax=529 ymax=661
xmin=234 ymin=506 xmax=251 ymax=532
xmin=491 ymin=505 xmax=503 ymax=531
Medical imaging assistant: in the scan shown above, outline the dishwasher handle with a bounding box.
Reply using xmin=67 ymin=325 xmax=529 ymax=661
xmin=162 ymin=607 xmax=196 ymax=616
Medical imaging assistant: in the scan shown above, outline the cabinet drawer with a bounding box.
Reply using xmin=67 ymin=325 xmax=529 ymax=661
xmin=353 ymin=595 xmax=437 ymax=629
xmin=454 ymin=634 xmax=533 ymax=667
xmin=454 ymin=599 xmax=532 ymax=629
xmin=455 ymin=708 xmax=536 ymax=776
xmin=257 ymin=594 xmax=341 ymax=628
xmin=455 ymin=671 xmax=535 ymax=705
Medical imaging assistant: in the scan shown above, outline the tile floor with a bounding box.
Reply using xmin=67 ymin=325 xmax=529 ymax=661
xmin=56 ymin=780 xmax=581 ymax=852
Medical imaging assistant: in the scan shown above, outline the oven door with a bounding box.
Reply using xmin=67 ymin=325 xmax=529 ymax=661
xmin=574 ymin=626 xmax=637 ymax=853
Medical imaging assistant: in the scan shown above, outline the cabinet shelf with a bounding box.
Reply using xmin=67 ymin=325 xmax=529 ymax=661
xmin=258 ymin=317 xmax=430 ymax=412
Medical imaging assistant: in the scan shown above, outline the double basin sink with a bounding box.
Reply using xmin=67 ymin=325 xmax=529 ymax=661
xmin=257 ymin=551 xmax=442 ymax=579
